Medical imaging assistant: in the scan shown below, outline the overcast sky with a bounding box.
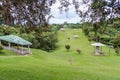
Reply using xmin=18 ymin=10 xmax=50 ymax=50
xmin=49 ymin=1 xmax=81 ymax=24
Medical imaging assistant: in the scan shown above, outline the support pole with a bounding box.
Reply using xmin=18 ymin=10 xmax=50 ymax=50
xmin=28 ymin=45 xmax=31 ymax=54
xmin=8 ymin=43 xmax=11 ymax=50
xmin=21 ymin=45 xmax=23 ymax=54
xmin=94 ymin=46 xmax=96 ymax=52
xmin=0 ymin=40 xmax=1 ymax=45
xmin=94 ymin=46 xmax=96 ymax=55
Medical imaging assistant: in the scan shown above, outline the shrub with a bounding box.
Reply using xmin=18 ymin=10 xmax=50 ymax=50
xmin=0 ymin=25 xmax=19 ymax=35
xmin=51 ymin=26 xmax=59 ymax=33
xmin=115 ymin=48 xmax=120 ymax=55
xmin=20 ymin=33 xmax=40 ymax=48
xmin=88 ymin=38 xmax=92 ymax=42
xmin=65 ymin=44 xmax=70 ymax=50
xmin=76 ymin=48 xmax=81 ymax=54
xmin=67 ymin=23 xmax=82 ymax=29
xmin=100 ymin=35 xmax=113 ymax=44
xmin=38 ymin=32 xmax=58 ymax=51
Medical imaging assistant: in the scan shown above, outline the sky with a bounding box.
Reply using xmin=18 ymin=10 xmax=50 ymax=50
xmin=49 ymin=0 xmax=81 ymax=24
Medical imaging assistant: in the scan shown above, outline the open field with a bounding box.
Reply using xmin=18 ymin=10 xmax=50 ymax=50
xmin=0 ymin=28 xmax=120 ymax=80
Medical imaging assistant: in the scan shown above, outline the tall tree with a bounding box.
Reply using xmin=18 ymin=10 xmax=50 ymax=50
xmin=0 ymin=0 xmax=120 ymax=28
xmin=0 ymin=0 xmax=56 ymax=27
xmin=0 ymin=0 xmax=14 ymax=25
xmin=65 ymin=0 xmax=120 ymax=41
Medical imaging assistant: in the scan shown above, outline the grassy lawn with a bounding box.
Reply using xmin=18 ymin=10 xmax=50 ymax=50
xmin=0 ymin=28 xmax=120 ymax=80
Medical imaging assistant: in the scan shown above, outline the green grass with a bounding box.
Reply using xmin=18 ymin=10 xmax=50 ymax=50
xmin=0 ymin=28 xmax=120 ymax=80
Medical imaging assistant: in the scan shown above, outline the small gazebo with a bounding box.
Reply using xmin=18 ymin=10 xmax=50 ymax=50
xmin=91 ymin=42 xmax=105 ymax=55
xmin=0 ymin=35 xmax=32 ymax=55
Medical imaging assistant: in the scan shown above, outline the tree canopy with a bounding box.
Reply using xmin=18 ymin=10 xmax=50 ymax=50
xmin=0 ymin=0 xmax=120 ymax=26
xmin=0 ymin=0 xmax=56 ymax=26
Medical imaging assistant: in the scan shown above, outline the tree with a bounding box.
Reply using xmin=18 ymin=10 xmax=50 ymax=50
xmin=74 ymin=0 xmax=120 ymax=41
xmin=0 ymin=0 xmax=14 ymax=25
xmin=0 ymin=0 xmax=56 ymax=27
xmin=0 ymin=0 xmax=120 ymax=28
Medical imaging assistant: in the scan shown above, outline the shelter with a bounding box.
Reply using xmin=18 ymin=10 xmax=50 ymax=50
xmin=63 ymin=25 xmax=67 ymax=28
xmin=73 ymin=35 xmax=78 ymax=39
xmin=0 ymin=35 xmax=32 ymax=55
xmin=60 ymin=28 xmax=65 ymax=32
xmin=91 ymin=42 xmax=105 ymax=55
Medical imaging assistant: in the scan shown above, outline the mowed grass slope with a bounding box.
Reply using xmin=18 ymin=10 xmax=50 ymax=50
xmin=0 ymin=28 xmax=120 ymax=80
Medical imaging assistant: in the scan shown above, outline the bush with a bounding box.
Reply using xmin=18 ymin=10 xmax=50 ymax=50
xmin=115 ymin=48 xmax=120 ymax=55
xmin=76 ymin=48 xmax=81 ymax=54
xmin=100 ymin=35 xmax=113 ymax=44
xmin=0 ymin=25 xmax=19 ymax=35
xmin=19 ymin=32 xmax=58 ymax=51
xmin=20 ymin=33 xmax=40 ymax=48
xmin=88 ymin=38 xmax=92 ymax=42
xmin=65 ymin=44 xmax=70 ymax=50
xmin=38 ymin=32 xmax=58 ymax=51
xmin=68 ymin=23 xmax=82 ymax=28
xmin=50 ymin=26 xmax=59 ymax=33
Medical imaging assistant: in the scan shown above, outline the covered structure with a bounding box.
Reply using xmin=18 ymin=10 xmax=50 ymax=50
xmin=60 ymin=28 xmax=65 ymax=32
xmin=73 ymin=35 xmax=78 ymax=39
xmin=91 ymin=42 xmax=105 ymax=55
xmin=0 ymin=35 xmax=32 ymax=55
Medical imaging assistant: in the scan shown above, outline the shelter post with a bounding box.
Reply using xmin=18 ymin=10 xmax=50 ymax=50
xmin=21 ymin=45 xmax=23 ymax=54
xmin=28 ymin=45 xmax=31 ymax=54
xmin=0 ymin=40 xmax=1 ymax=45
xmin=8 ymin=43 xmax=11 ymax=50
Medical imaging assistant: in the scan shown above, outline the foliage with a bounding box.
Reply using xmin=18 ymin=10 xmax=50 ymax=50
xmin=82 ymin=22 xmax=93 ymax=35
xmin=82 ymin=18 xmax=120 ymax=46
xmin=65 ymin=44 xmax=70 ymax=50
xmin=67 ymin=23 xmax=82 ymax=28
xmin=0 ymin=25 xmax=58 ymax=51
xmin=39 ymin=32 xmax=58 ymax=51
xmin=0 ymin=25 xmax=19 ymax=35
xmin=100 ymin=35 xmax=113 ymax=45
xmin=16 ymin=29 xmax=58 ymax=51
xmin=20 ymin=30 xmax=58 ymax=51
xmin=0 ymin=0 xmax=56 ymax=27
xmin=81 ymin=17 xmax=120 ymax=55
xmin=1 ymin=0 xmax=119 ymax=27
xmin=20 ymin=33 xmax=39 ymax=48
xmin=50 ymin=25 xmax=59 ymax=33
xmin=115 ymin=48 xmax=120 ymax=55
xmin=76 ymin=48 xmax=81 ymax=54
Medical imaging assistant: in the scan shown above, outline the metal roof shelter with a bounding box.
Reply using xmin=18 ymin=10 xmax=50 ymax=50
xmin=91 ymin=42 xmax=105 ymax=55
xmin=0 ymin=35 xmax=32 ymax=45
xmin=0 ymin=35 xmax=32 ymax=55
xmin=91 ymin=43 xmax=105 ymax=47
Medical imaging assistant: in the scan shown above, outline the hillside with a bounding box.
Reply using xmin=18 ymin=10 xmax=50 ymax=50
xmin=0 ymin=28 xmax=120 ymax=80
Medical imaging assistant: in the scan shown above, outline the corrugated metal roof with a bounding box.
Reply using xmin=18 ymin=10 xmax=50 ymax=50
xmin=91 ymin=42 xmax=105 ymax=46
xmin=0 ymin=35 xmax=32 ymax=45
